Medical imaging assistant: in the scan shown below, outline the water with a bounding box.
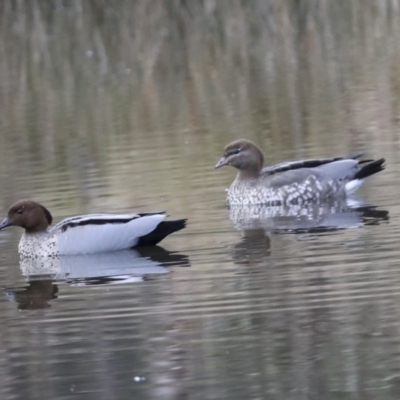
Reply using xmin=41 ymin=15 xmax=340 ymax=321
xmin=0 ymin=1 xmax=399 ymax=399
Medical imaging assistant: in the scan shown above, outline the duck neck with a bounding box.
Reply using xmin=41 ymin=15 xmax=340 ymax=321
xmin=24 ymin=227 xmax=49 ymax=235
xmin=25 ymin=225 xmax=47 ymax=235
xmin=237 ymin=168 xmax=261 ymax=181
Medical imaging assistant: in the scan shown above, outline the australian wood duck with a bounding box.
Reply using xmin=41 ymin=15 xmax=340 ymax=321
xmin=215 ymin=139 xmax=385 ymax=206
xmin=0 ymin=200 xmax=186 ymax=257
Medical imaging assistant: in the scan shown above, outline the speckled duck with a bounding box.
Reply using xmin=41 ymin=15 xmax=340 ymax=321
xmin=0 ymin=200 xmax=186 ymax=257
xmin=215 ymin=139 xmax=385 ymax=206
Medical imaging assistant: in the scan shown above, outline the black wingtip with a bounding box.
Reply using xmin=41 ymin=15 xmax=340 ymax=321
xmin=136 ymin=219 xmax=187 ymax=247
xmin=354 ymin=158 xmax=385 ymax=180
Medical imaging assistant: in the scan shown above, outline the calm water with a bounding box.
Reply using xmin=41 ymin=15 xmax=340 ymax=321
xmin=0 ymin=1 xmax=400 ymax=399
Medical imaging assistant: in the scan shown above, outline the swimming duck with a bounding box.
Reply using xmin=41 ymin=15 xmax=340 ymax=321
xmin=215 ymin=139 xmax=385 ymax=206
xmin=0 ymin=200 xmax=186 ymax=257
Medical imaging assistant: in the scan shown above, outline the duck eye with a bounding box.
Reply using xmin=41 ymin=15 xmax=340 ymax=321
xmin=228 ymin=148 xmax=242 ymax=156
xmin=16 ymin=208 xmax=24 ymax=215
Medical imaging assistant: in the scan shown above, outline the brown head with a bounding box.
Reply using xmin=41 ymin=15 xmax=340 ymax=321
xmin=215 ymin=139 xmax=265 ymax=178
xmin=0 ymin=200 xmax=53 ymax=233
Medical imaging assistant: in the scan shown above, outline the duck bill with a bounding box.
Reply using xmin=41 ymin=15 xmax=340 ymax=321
xmin=215 ymin=157 xmax=228 ymax=169
xmin=0 ymin=217 xmax=12 ymax=230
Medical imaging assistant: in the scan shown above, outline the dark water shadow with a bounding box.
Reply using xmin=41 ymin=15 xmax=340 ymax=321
xmin=3 ymin=247 xmax=190 ymax=310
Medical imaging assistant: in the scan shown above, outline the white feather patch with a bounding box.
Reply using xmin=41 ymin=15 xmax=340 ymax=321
xmin=345 ymin=178 xmax=365 ymax=194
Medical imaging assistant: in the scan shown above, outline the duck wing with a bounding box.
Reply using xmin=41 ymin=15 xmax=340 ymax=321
xmin=49 ymin=213 xmax=167 ymax=255
xmin=260 ymin=155 xmax=383 ymax=193
xmin=261 ymin=153 xmax=363 ymax=176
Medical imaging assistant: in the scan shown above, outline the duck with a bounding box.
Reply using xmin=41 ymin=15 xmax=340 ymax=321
xmin=215 ymin=139 xmax=385 ymax=206
xmin=0 ymin=200 xmax=186 ymax=257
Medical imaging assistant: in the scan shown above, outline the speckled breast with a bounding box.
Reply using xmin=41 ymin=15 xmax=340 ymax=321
xmin=227 ymin=175 xmax=345 ymax=206
xmin=18 ymin=232 xmax=59 ymax=259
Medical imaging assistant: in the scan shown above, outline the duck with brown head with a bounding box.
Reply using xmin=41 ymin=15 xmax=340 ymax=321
xmin=0 ymin=200 xmax=53 ymax=233
xmin=215 ymin=139 xmax=385 ymax=206
xmin=0 ymin=200 xmax=186 ymax=258
xmin=215 ymin=139 xmax=265 ymax=179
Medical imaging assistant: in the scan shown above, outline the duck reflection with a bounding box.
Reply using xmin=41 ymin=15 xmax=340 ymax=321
xmin=233 ymin=229 xmax=271 ymax=267
xmin=229 ymin=198 xmax=389 ymax=233
xmin=4 ymin=247 xmax=189 ymax=309
xmin=4 ymin=280 xmax=58 ymax=310
xmin=230 ymin=198 xmax=388 ymax=265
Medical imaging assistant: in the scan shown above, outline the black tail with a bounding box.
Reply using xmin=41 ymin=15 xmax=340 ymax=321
xmin=354 ymin=158 xmax=385 ymax=180
xmin=136 ymin=219 xmax=187 ymax=246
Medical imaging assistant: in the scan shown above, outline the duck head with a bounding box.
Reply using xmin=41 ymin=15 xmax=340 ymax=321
xmin=0 ymin=200 xmax=53 ymax=233
xmin=215 ymin=139 xmax=265 ymax=178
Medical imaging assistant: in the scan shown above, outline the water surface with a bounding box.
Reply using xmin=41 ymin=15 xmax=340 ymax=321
xmin=0 ymin=2 xmax=399 ymax=399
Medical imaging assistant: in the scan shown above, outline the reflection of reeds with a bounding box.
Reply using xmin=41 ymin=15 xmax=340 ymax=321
xmin=0 ymin=0 xmax=397 ymax=209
